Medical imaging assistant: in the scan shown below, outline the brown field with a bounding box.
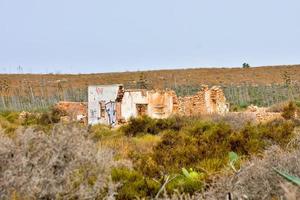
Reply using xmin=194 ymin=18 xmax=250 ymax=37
xmin=1 ymin=65 xmax=300 ymax=95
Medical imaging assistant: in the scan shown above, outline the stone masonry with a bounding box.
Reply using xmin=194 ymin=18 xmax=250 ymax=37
xmin=177 ymin=86 xmax=229 ymax=116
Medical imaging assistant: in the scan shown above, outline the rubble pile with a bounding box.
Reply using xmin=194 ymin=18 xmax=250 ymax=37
xmin=55 ymin=102 xmax=87 ymax=123
xmin=243 ymin=105 xmax=283 ymax=123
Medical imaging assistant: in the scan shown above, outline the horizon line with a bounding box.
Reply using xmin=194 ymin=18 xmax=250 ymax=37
xmin=0 ymin=64 xmax=299 ymax=75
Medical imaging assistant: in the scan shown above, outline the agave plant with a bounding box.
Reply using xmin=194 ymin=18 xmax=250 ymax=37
xmin=228 ymin=151 xmax=239 ymax=172
xmin=273 ymin=168 xmax=300 ymax=186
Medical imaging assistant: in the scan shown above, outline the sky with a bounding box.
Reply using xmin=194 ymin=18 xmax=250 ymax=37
xmin=0 ymin=0 xmax=299 ymax=74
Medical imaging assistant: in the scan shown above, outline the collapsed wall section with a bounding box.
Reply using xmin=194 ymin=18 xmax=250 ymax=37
xmin=147 ymin=90 xmax=177 ymax=119
xmin=55 ymin=101 xmax=87 ymax=123
xmin=177 ymin=86 xmax=229 ymax=116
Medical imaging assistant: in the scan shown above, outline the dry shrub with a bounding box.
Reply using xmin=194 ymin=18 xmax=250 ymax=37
xmin=0 ymin=111 xmax=20 ymax=124
xmin=210 ymin=113 xmax=256 ymax=130
xmin=282 ymin=102 xmax=298 ymax=120
xmin=0 ymin=114 xmax=21 ymax=138
xmin=202 ymin=144 xmax=300 ymax=200
xmin=38 ymin=106 xmax=67 ymax=125
xmin=287 ymin=127 xmax=300 ymax=149
xmin=0 ymin=124 xmax=118 ymax=200
xmin=267 ymin=101 xmax=289 ymax=113
xmin=99 ymin=133 xmax=161 ymax=162
xmin=131 ymin=134 xmax=161 ymax=155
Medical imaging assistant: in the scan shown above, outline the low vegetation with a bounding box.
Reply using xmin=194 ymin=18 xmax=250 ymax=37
xmin=0 ymin=107 xmax=68 ymax=136
xmin=0 ymin=124 xmax=124 ymax=199
xmin=282 ymin=101 xmax=298 ymax=120
xmin=88 ymin=108 xmax=299 ymax=199
xmin=1 ymin=101 xmax=300 ymax=199
xmin=110 ymin=116 xmax=296 ymax=199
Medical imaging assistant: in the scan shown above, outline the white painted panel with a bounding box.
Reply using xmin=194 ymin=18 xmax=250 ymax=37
xmin=88 ymin=84 xmax=121 ymax=125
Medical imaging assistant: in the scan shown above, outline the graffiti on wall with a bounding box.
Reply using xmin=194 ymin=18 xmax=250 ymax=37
xmin=105 ymin=101 xmax=117 ymax=126
xmin=90 ymin=109 xmax=97 ymax=119
xmin=96 ymin=87 xmax=104 ymax=95
xmin=88 ymin=84 xmax=122 ymax=125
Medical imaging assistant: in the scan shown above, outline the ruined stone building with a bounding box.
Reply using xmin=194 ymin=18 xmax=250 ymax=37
xmin=178 ymin=86 xmax=229 ymax=116
xmin=87 ymin=84 xmax=228 ymax=126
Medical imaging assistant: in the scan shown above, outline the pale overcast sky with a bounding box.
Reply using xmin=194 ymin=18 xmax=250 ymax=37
xmin=0 ymin=0 xmax=299 ymax=74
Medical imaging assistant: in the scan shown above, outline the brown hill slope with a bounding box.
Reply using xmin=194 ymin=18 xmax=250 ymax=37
xmin=0 ymin=65 xmax=300 ymax=94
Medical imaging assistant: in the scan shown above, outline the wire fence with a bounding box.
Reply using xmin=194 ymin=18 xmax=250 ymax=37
xmin=172 ymin=83 xmax=300 ymax=107
xmin=0 ymin=80 xmax=87 ymax=111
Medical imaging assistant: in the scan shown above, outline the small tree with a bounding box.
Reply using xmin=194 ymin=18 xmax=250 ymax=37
xmin=281 ymin=71 xmax=293 ymax=100
xmin=282 ymin=71 xmax=291 ymax=86
xmin=242 ymin=63 xmax=250 ymax=68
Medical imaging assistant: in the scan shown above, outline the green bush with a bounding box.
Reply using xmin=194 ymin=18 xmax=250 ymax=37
xmin=89 ymin=124 xmax=115 ymax=141
xmin=166 ymin=175 xmax=203 ymax=194
xmin=133 ymin=119 xmax=295 ymax=183
xmin=229 ymin=120 xmax=295 ymax=155
xmin=121 ymin=116 xmax=157 ymax=136
xmin=197 ymin=158 xmax=226 ymax=174
xmin=21 ymin=113 xmax=39 ymax=126
xmin=122 ymin=116 xmax=186 ymax=137
xmin=229 ymin=123 xmax=265 ymax=155
xmin=151 ymin=130 xmax=199 ymax=175
xmin=131 ymin=122 xmax=233 ymax=178
xmin=111 ymin=168 xmax=160 ymax=200
xmin=116 ymin=117 xmax=297 ymax=199
xmin=0 ymin=111 xmax=19 ymax=123
xmin=111 ymin=167 xmax=204 ymax=199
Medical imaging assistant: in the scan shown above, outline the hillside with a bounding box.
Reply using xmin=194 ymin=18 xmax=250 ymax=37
xmin=1 ymin=65 xmax=300 ymax=93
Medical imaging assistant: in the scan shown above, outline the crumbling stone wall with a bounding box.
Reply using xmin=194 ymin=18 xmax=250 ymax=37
xmin=147 ymin=90 xmax=178 ymax=119
xmin=177 ymin=86 xmax=228 ymax=116
xmin=55 ymin=101 xmax=87 ymax=123
xmin=244 ymin=105 xmax=283 ymax=123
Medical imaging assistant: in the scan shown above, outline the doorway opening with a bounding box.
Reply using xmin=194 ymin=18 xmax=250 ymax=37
xmin=136 ymin=104 xmax=148 ymax=116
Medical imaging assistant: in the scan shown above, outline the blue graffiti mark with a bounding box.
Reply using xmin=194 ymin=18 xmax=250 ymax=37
xmin=105 ymin=101 xmax=117 ymax=126
xmin=90 ymin=109 xmax=97 ymax=119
